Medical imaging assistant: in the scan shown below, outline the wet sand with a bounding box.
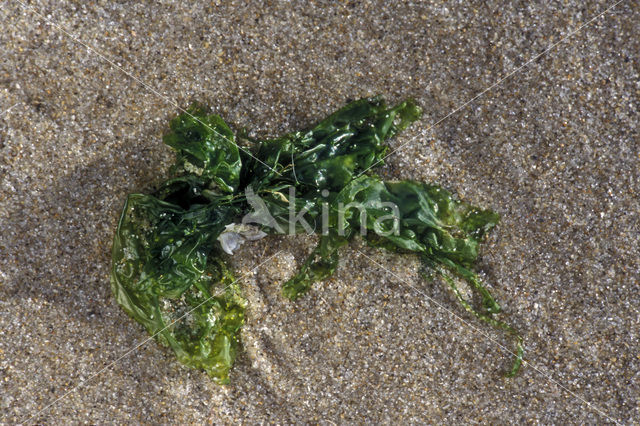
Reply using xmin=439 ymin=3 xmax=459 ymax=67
xmin=1 ymin=1 xmax=638 ymax=423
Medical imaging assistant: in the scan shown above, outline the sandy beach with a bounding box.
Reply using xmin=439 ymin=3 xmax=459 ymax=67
xmin=1 ymin=1 xmax=638 ymax=423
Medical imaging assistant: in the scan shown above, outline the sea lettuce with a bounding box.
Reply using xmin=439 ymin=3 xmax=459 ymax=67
xmin=110 ymin=96 xmax=523 ymax=383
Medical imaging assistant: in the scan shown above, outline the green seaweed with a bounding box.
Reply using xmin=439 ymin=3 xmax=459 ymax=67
xmin=110 ymin=96 xmax=523 ymax=383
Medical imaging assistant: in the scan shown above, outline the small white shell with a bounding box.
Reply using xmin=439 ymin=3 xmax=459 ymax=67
xmin=217 ymin=223 xmax=267 ymax=255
